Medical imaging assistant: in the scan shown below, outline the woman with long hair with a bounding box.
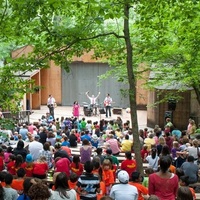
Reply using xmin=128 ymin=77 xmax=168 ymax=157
xmin=145 ymin=148 xmax=160 ymax=172
xmin=50 ymin=172 xmax=77 ymax=200
xmin=148 ymin=155 xmax=179 ymax=200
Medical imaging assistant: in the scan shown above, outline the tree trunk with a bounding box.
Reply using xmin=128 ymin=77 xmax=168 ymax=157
xmin=123 ymin=3 xmax=143 ymax=174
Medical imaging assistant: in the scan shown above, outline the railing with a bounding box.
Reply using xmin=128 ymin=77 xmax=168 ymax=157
xmin=2 ymin=110 xmax=32 ymax=124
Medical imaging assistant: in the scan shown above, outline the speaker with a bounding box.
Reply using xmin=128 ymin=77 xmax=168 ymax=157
xmin=168 ymin=99 xmax=176 ymax=111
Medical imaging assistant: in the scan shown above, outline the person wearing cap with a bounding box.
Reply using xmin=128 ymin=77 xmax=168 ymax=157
xmin=28 ymin=135 xmax=43 ymax=161
xmin=110 ymin=170 xmax=138 ymax=200
xmin=24 ymin=154 xmax=34 ymax=177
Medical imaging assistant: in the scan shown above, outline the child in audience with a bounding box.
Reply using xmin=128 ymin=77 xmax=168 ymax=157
xmin=0 ymin=148 xmax=4 ymax=171
xmin=70 ymin=155 xmax=83 ymax=177
xmin=24 ymin=154 xmax=34 ymax=177
xmin=32 ymin=156 xmax=48 ymax=179
xmin=8 ymin=154 xmax=25 ymax=175
xmin=4 ymin=146 xmax=12 ymax=164
xmin=179 ymin=175 xmax=196 ymax=200
xmin=0 ymin=171 xmax=7 ymax=187
xmin=68 ymin=172 xmax=80 ymax=200
xmin=4 ymin=173 xmax=18 ymax=199
xmin=11 ymin=168 xmax=26 ymax=195
xmin=6 ymin=154 xmax=16 ymax=175
xmin=142 ymin=167 xmax=154 ymax=188
xmin=102 ymin=159 xmax=114 ymax=195
xmin=129 ymin=171 xmax=149 ymax=200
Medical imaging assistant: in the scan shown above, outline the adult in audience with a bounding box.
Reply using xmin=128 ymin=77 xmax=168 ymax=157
xmin=50 ymin=172 xmax=76 ymax=200
xmin=180 ymin=155 xmax=199 ymax=184
xmin=13 ymin=140 xmax=28 ymax=161
xmin=110 ymin=170 xmax=138 ymax=200
xmin=148 ymin=155 xmax=179 ymax=200
xmin=28 ymin=135 xmax=43 ymax=161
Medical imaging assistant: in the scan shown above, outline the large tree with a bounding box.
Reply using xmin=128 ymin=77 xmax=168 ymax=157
xmin=1 ymin=0 xmax=200 ymax=171
xmin=0 ymin=0 xmax=144 ymax=171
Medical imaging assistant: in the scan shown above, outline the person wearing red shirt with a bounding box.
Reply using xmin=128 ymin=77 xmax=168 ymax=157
xmin=32 ymin=156 xmax=48 ymax=179
xmin=0 ymin=148 xmax=4 ymax=171
xmin=70 ymin=155 xmax=83 ymax=177
xmin=24 ymin=154 xmax=34 ymax=177
xmin=54 ymin=157 xmax=70 ymax=177
xmin=129 ymin=171 xmax=149 ymax=200
xmin=121 ymin=151 xmax=137 ymax=179
xmin=140 ymin=144 xmax=149 ymax=162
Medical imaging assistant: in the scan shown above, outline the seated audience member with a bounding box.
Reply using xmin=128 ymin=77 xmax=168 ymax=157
xmin=11 ymin=168 xmax=26 ymax=195
xmin=177 ymin=186 xmax=193 ymax=200
xmin=54 ymin=143 xmax=71 ymax=161
xmin=104 ymin=149 xmax=119 ymax=169
xmin=6 ymin=154 xmax=16 ymax=175
xmin=39 ymin=142 xmax=53 ymax=169
xmin=144 ymin=133 xmax=156 ymax=151
xmin=0 ymin=171 xmax=7 ymax=187
xmin=8 ymin=154 xmax=25 ymax=176
xmin=75 ymin=161 xmax=100 ymax=200
xmin=110 ymin=170 xmax=138 ymax=200
xmin=120 ymin=151 xmax=137 ymax=179
xmin=28 ymin=182 xmax=51 ymax=200
xmin=121 ymin=135 xmax=133 ymax=152
xmin=24 ymin=154 xmax=34 ymax=177
xmin=179 ymin=175 xmax=196 ymax=200
xmin=140 ymin=144 xmax=149 ymax=162
xmin=4 ymin=146 xmax=12 ymax=165
xmin=70 ymin=155 xmax=83 ymax=177
xmin=4 ymin=173 xmax=18 ymax=200
xmin=13 ymin=140 xmax=28 ymax=161
xmin=17 ymin=178 xmax=34 ymax=200
xmin=80 ymin=139 xmax=92 ymax=164
xmin=32 ymin=156 xmax=48 ymax=179
xmin=142 ymin=167 xmax=154 ymax=188
xmin=54 ymin=157 xmax=70 ymax=177
xmin=145 ymin=148 xmax=159 ymax=172
xmin=129 ymin=171 xmax=149 ymax=200
xmin=180 ymin=155 xmax=199 ymax=184
xmin=61 ymin=135 xmax=70 ymax=147
xmin=50 ymin=172 xmax=77 ymax=200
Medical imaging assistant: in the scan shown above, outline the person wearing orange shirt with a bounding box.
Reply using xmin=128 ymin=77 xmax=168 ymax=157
xmin=129 ymin=171 xmax=149 ymax=200
xmin=102 ymin=159 xmax=114 ymax=195
xmin=179 ymin=175 xmax=196 ymax=200
xmin=11 ymin=168 xmax=26 ymax=195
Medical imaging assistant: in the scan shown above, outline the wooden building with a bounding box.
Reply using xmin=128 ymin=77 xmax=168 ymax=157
xmin=11 ymin=46 xmax=148 ymax=110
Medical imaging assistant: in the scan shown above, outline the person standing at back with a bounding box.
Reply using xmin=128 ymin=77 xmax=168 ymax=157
xmin=47 ymin=94 xmax=56 ymax=119
xmin=72 ymin=101 xmax=80 ymax=119
xmin=104 ymin=94 xmax=112 ymax=118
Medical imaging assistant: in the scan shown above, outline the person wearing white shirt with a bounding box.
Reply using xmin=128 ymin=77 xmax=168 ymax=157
xmin=85 ymin=91 xmax=100 ymax=115
xmin=104 ymin=93 xmax=112 ymax=118
xmin=28 ymin=135 xmax=43 ymax=161
xmin=47 ymin=94 xmax=56 ymax=119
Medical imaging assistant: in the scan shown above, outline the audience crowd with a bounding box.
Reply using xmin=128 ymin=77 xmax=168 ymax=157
xmin=0 ymin=112 xmax=199 ymax=200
